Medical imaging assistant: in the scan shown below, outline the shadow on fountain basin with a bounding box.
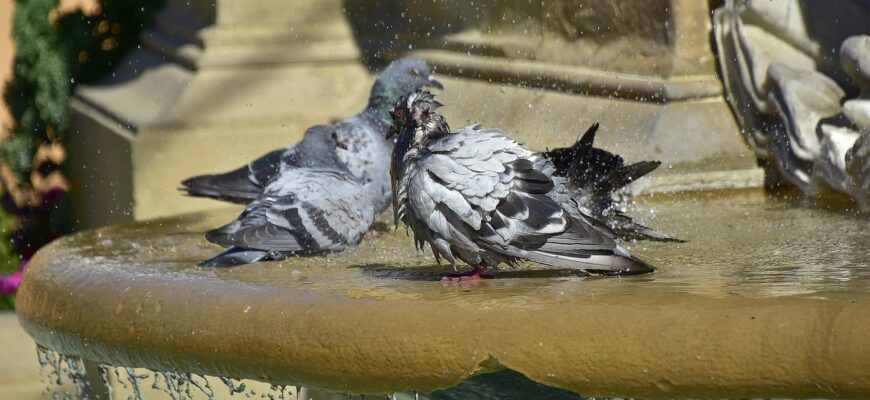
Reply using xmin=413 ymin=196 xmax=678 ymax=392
xmin=401 ymin=369 xmax=585 ymax=400
xmin=348 ymin=263 xmax=597 ymax=281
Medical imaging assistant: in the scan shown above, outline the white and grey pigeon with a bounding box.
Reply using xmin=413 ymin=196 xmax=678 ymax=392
xmin=181 ymin=57 xmax=443 ymax=216
xmin=200 ymin=126 xmax=376 ymax=267
xmin=389 ymin=90 xmax=663 ymax=281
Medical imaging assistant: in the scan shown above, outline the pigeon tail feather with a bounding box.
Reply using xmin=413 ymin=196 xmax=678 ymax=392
xmin=180 ymin=170 xmax=260 ymax=204
xmin=198 ymin=247 xmax=272 ymax=267
xmin=521 ymin=249 xmax=655 ymax=275
xmin=180 ymin=148 xmax=285 ymax=204
xmin=545 ymin=123 xmax=683 ymax=242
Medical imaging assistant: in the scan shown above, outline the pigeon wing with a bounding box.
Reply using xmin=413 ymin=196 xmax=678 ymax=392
xmin=410 ymin=125 xmax=651 ymax=273
xmin=206 ymin=169 xmax=375 ymax=253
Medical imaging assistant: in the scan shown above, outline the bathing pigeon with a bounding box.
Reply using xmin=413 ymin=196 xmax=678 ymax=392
xmin=181 ymin=57 xmax=443 ymax=216
xmin=389 ymin=90 xmax=658 ymax=281
xmin=200 ymin=126 xmax=377 ymax=267
xmin=544 ymin=123 xmax=681 ymax=242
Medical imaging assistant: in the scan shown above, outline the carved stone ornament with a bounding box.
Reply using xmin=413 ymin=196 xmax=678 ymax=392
xmin=714 ymin=0 xmax=870 ymax=209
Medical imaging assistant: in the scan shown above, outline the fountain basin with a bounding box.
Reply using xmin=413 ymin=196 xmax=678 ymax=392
xmin=15 ymin=189 xmax=870 ymax=398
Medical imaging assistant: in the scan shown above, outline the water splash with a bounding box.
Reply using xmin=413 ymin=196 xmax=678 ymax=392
xmin=36 ymin=347 xmax=603 ymax=399
xmin=99 ymin=365 xmax=300 ymax=400
xmin=36 ymin=345 xmax=89 ymax=400
xmin=34 ymin=347 xmax=419 ymax=400
xmin=37 ymin=345 xmax=307 ymax=400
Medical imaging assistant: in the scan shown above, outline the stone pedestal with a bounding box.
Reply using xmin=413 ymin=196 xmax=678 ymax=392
xmin=67 ymin=0 xmax=373 ymax=228
xmin=69 ymin=0 xmax=761 ymax=229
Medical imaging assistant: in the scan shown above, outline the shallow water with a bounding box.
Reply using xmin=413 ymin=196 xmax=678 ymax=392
xmin=627 ymin=190 xmax=869 ymax=297
xmin=61 ymin=188 xmax=869 ymax=299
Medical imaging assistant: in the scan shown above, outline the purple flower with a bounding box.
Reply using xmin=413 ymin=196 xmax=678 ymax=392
xmin=0 ymin=261 xmax=26 ymax=295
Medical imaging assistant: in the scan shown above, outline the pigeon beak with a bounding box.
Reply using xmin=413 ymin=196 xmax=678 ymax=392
xmin=335 ymin=140 xmax=348 ymax=150
xmin=427 ymin=74 xmax=444 ymax=90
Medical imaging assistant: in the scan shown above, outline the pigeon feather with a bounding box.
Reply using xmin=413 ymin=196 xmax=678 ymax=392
xmin=544 ymin=123 xmax=682 ymax=242
xmin=389 ymin=90 xmax=657 ymax=275
xmin=181 ymin=57 xmax=443 ymax=216
xmin=199 ymin=127 xmax=376 ymax=267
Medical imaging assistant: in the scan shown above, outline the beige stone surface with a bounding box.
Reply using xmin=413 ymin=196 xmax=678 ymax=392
xmin=433 ymin=75 xmax=756 ymax=171
xmin=365 ymin=0 xmax=716 ymax=78
xmin=15 ymin=190 xmax=870 ymax=398
xmin=0 ymin=313 xmax=42 ymax=400
xmin=68 ymin=60 xmax=373 ymax=226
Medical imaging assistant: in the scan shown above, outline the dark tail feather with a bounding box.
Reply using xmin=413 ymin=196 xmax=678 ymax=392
xmin=607 ymin=213 xmax=686 ymax=243
xmin=199 ymin=247 xmax=271 ymax=267
xmin=544 ymin=122 xmax=598 ymax=175
xmin=180 ymin=166 xmax=261 ymax=204
xmin=545 ymin=123 xmax=683 ymax=242
xmin=566 ymin=122 xmax=600 ymax=180
xmin=573 ymin=122 xmax=599 ymax=159
xmin=608 ymin=161 xmax=661 ymax=192
xmin=180 ymin=147 xmax=286 ymax=204
xmin=546 ymin=123 xmax=631 ymax=194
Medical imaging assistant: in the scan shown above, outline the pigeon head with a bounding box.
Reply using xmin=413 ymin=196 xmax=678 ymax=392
xmin=294 ymin=125 xmax=348 ymax=170
xmin=379 ymin=57 xmax=443 ymax=94
xmin=387 ymin=89 xmax=448 ymax=140
xmin=368 ymin=58 xmax=442 ymax=128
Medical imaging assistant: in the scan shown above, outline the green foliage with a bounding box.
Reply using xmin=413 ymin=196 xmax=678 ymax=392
xmin=0 ymin=0 xmax=165 ymax=308
xmin=6 ymin=0 xmax=68 ymax=135
xmin=2 ymin=0 xmax=165 ymax=180
xmin=0 ymin=203 xmax=20 ymax=275
xmin=0 ymin=205 xmax=19 ymax=310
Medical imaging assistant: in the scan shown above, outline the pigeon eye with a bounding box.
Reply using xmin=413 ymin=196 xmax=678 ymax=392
xmin=393 ymin=107 xmax=407 ymax=121
xmin=410 ymin=68 xmax=420 ymax=77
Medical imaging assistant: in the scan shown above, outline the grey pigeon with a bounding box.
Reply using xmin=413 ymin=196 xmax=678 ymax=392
xmin=389 ymin=90 xmax=658 ymax=281
xmin=200 ymin=126 xmax=376 ymax=267
xmin=181 ymin=57 xmax=443 ymax=216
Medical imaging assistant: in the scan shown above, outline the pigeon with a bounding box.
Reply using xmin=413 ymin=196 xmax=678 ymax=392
xmin=388 ymin=90 xmax=661 ymax=281
xmin=199 ymin=126 xmax=377 ymax=267
xmin=544 ymin=123 xmax=682 ymax=243
xmin=181 ymin=57 xmax=443 ymax=216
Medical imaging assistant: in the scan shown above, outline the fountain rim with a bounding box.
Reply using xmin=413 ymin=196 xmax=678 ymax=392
xmin=14 ymin=209 xmax=870 ymax=398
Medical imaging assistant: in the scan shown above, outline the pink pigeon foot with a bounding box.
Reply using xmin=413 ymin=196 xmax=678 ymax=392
xmin=440 ymin=262 xmax=492 ymax=282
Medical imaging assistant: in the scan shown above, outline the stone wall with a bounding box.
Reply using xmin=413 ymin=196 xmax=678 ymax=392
xmin=67 ymin=0 xmax=760 ymax=228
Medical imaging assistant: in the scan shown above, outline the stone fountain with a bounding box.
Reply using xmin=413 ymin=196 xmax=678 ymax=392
xmin=15 ymin=190 xmax=870 ymax=399
xmin=17 ymin=0 xmax=870 ymax=399
xmin=714 ymin=0 xmax=870 ymax=208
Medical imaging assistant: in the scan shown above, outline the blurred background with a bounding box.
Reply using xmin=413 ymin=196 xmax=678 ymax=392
xmin=0 ymin=0 xmax=164 ymax=310
xmin=1 ymin=0 xmax=869 ymax=398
